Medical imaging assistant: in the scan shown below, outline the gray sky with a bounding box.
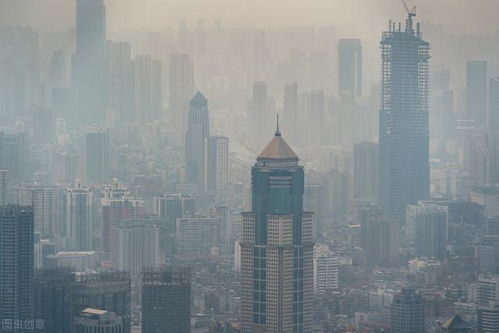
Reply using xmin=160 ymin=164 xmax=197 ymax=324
xmin=1 ymin=0 xmax=498 ymax=37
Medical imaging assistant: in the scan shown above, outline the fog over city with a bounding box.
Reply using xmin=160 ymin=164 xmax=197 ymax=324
xmin=1 ymin=0 xmax=499 ymax=332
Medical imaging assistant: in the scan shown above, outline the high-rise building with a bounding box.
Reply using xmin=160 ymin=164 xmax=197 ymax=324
xmin=101 ymin=181 xmax=144 ymax=253
xmin=185 ymin=92 xmax=209 ymax=188
xmin=142 ymin=267 xmax=191 ymax=333
xmin=71 ymin=272 xmax=131 ymax=333
xmin=84 ymin=127 xmax=108 ymax=183
xmin=406 ymin=202 xmax=448 ymax=260
xmin=283 ymin=82 xmax=298 ymax=142
xmin=390 ymin=288 xmax=425 ymax=333
xmin=66 ymin=182 xmax=93 ymax=251
xmin=111 ymin=220 xmax=160 ymax=277
xmin=313 ymin=245 xmax=339 ymax=294
xmin=307 ymin=90 xmax=324 ymax=147
xmin=207 ymin=136 xmax=229 ymax=192
xmin=477 ymin=274 xmax=499 ymax=333
xmin=488 ymin=77 xmax=499 ymax=183
xmin=359 ymin=205 xmax=399 ymax=266
xmin=465 ymin=60 xmax=487 ymax=125
xmin=241 ymin=128 xmax=313 ymax=332
xmin=0 ymin=205 xmax=34 ymax=329
xmin=378 ymin=13 xmax=430 ymax=219
xmin=33 ymin=109 xmax=55 ymax=144
xmin=133 ymin=55 xmax=162 ymax=123
xmin=74 ymin=308 xmax=123 ymax=333
xmin=250 ymin=81 xmax=271 ymax=149
xmin=169 ymin=54 xmax=194 ymax=146
xmin=176 ymin=216 xmax=224 ymax=256
xmin=338 ymin=39 xmax=362 ymax=97
xmin=0 ymin=132 xmax=28 ymax=181
xmin=105 ymin=41 xmax=134 ymax=123
xmin=0 ymin=169 xmax=7 ymax=205
xmin=34 ymin=268 xmax=74 ymax=333
xmin=353 ymin=142 xmax=379 ymax=200
xmin=17 ymin=183 xmax=65 ymax=239
xmin=73 ymin=0 xmax=106 ymax=125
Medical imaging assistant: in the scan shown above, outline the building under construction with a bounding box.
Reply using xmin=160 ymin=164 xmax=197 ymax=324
xmin=378 ymin=7 xmax=431 ymax=220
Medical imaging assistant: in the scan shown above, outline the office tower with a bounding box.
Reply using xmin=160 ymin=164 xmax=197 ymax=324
xmin=338 ymin=39 xmax=362 ymax=97
xmin=84 ymin=127 xmax=108 ymax=183
xmin=378 ymin=13 xmax=430 ymax=219
xmin=133 ymin=55 xmax=162 ymax=123
xmin=47 ymin=50 xmax=67 ymax=90
xmin=176 ymin=216 xmax=224 ymax=255
xmin=73 ymin=0 xmax=106 ymax=125
xmin=354 ymin=142 xmax=379 ymax=200
xmin=250 ymin=81 xmax=271 ymax=149
xmin=456 ymin=119 xmax=488 ymax=184
xmin=359 ymin=205 xmax=399 ymax=266
xmin=307 ymin=90 xmax=324 ymax=146
xmin=0 ymin=169 xmax=6 ymax=205
xmin=406 ymin=202 xmax=448 ymax=260
xmin=0 ymin=132 xmax=28 ymax=181
xmin=207 ymin=136 xmax=229 ymax=192
xmin=185 ymin=92 xmax=209 ymax=187
xmin=241 ymin=129 xmax=313 ymax=333
xmin=465 ymin=60 xmax=487 ymax=125
xmin=283 ymin=82 xmax=298 ymax=142
xmin=111 ymin=220 xmax=160 ymax=276
xmin=71 ymin=272 xmax=131 ymax=333
xmin=390 ymin=288 xmax=425 ymax=333
xmin=0 ymin=205 xmax=34 ymax=329
xmin=17 ymin=183 xmax=65 ymax=239
xmin=34 ymin=268 xmax=74 ymax=333
xmin=477 ymin=274 xmax=499 ymax=332
xmin=105 ymin=41 xmax=134 ymax=123
xmin=34 ymin=239 xmax=57 ymax=269
xmin=142 ymin=267 xmax=191 ymax=333
xmin=304 ymin=184 xmax=323 ymax=237
xmin=313 ymin=246 xmax=339 ymax=294
xmin=101 ymin=181 xmax=144 ymax=253
xmin=169 ymin=54 xmax=194 ymax=146
xmin=488 ymin=77 xmax=499 ymax=183
xmin=74 ymin=309 xmax=123 ymax=333
xmin=66 ymin=182 xmax=93 ymax=251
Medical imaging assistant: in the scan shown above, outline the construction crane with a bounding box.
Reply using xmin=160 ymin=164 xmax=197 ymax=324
xmin=401 ymin=0 xmax=416 ymax=18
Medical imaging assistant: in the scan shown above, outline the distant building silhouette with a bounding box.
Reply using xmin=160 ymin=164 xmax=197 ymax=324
xmin=185 ymin=92 xmax=209 ymax=188
xmin=465 ymin=60 xmax=487 ymax=125
xmin=207 ymin=136 xmax=229 ymax=192
xmin=378 ymin=13 xmax=430 ymax=219
xmin=338 ymin=38 xmax=362 ymax=97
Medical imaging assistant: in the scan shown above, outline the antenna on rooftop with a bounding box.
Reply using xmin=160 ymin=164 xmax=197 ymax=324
xmin=275 ymin=113 xmax=281 ymax=137
xmin=401 ymin=0 xmax=416 ymax=33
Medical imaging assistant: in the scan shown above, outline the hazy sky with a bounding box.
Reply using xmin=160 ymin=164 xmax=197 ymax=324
xmin=1 ymin=0 xmax=498 ymax=37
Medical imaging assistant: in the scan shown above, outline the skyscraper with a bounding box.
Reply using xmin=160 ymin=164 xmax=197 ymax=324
xmin=73 ymin=0 xmax=106 ymax=125
xmin=338 ymin=39 xmax=362 ymax=97
xmin=250 ymin=81 xmax=271 ymax=149
xmin=353 ymin=142 xmax=379 ymax=200
xmin=0 ymin=132 xmax=28 ymax=182
xmin=0 ymin=205 xmax=34 ymax=330
xmin=84 ymin=127 xmax=108 ymax=183
xmin=169 ymin=54 xmax=194 ymax=146
xmin=207 ymin=136 xmax=229 ymax=192
xmin=185 ymin=92 xmax=209 ymax=188
xmin=488 ymin=77 xmax=499 ymax=183
xmin=0 ymin=169 xmax=7 ymax=205
xmin=406 ymin=202 xmax=448 ymax=261
xmin=142 ymin=267 xmax=191 ymax=333
xmin=133 ymin=55 xmax=162 ymax=123
xmin=465 ymin=60 xmax=487 ymax=125
xmin=378 ymin=13 xmax=430 ymax=219
xmin=283 ymin=82 xmax=298 ymax=142
xmin=66 ymin=182 xmax=93 ymax=251
xmin=105 ymin=41 xmax=134 ymax=123
xmin=241 ymin=127 xmax=313 ymax=332
xmin=390 ymin=288 xmax=425 ymax=333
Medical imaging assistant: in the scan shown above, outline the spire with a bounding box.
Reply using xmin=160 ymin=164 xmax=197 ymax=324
xmin=275 ymin=113 xmax=281 ymax=137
